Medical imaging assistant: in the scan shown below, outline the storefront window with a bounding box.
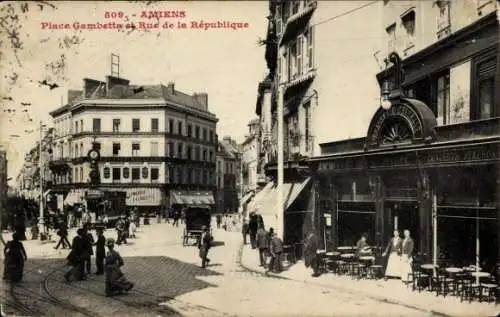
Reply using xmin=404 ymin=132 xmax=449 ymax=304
xmin=436 ymin=72 xmax=450 ymax=125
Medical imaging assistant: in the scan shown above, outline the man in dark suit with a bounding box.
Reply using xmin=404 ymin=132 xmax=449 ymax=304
xmin=198 ymin=226 xmax=213 ymax=268
xmin=401 ymin=229 xmax=414 ymax=284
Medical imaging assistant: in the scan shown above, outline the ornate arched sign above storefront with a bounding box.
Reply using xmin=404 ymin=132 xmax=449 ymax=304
xmin=366 ymin=98 xmax=437 ymax=148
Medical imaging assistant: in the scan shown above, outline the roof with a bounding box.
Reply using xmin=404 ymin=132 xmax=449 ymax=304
xmin=49 ymin=83 xmax=216 ymax=119
xmin=241 ymin=134 xmax=256 ymax=146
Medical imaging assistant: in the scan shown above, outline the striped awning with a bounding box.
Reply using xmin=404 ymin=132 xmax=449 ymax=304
xmin=171 ymin=191 xmax=215 ymax=206
xmin=285 ymin=70 xmax=317 ymax=91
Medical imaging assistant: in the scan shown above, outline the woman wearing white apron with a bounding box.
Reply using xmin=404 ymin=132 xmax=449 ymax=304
xmin=382 ymin=230 xmax=402 ymax=279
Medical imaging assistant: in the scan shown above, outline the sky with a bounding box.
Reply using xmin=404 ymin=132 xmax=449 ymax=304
xmin=0 ymin=0 xmax=383 ymax=181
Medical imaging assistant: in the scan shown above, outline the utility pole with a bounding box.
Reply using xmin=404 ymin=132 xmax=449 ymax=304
xmin=276 ymin=84 xmax=284 ymax=240
xmin=38 ymin=121 xmax=45 ymax=239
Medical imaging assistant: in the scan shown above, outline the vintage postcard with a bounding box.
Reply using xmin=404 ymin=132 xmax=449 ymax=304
xmin=0 ymin=1 xmax=499 ymax=316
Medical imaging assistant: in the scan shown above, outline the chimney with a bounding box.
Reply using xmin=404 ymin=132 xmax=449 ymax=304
xmin=193 ymin=92 xmax=208 ymax=110
xmin=106 ymin=75 xmax=130 ymax=97
xmin=67 ymin=90 xmax=83 ymax=104
xmin=167 ymin=82 xmax=175 ymax=94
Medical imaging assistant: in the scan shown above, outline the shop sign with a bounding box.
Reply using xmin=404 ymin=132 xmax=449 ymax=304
xmin=125 ymin=188 xmax=163 ymax=206
xmin=368 ymin=103 xmax=424 ymax=145
xmin=423 ymin=148 xmax=497 ymax=165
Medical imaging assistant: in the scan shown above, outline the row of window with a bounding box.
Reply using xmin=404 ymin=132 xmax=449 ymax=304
xmin=103 ymin=166 xmax=160 ymax=182
xmin=59 ymin=141 xmax=215 ymax=161
xmin=167 ymin=166 xmax=214 ymax=186
xmin=403 ymin=53 xmax=496 ymax=125
xmin=278 ymin=26 xmax=314 ymax=83
xmin=89 ymin=118 xmax=215 ymax=141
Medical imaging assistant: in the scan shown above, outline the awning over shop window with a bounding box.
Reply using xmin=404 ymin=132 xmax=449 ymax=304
xmin=86 ymin=189 xmax=103 ymax=200
xmin=64 ymin=189 xmax=85 ymax=206
xmin=124 ymin=188 xmax=164 ymax=206
xmin=250 ymin=178 xmax=311 ymax=215
xmin=171 ymin=191 xmax=215 ymax=206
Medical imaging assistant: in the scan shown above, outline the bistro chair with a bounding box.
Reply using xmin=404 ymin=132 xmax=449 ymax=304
xmin=433 ymin=268 xmax=455 ymax=297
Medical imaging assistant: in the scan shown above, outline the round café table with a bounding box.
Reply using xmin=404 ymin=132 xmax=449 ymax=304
xmin=340 ymin=253 xmax=355 ymax=260
xmin=326 ymin=251 xmax=341 ymax=257
xmin=445 ymin=267 xmax=463 ymax=274
xmin=337 ymin=246 xmax=353 ymax=252
xmin=470 ymin=272 xmax=490 ymax=278
xmin=420 ymin=264 xmax=439 ymax=270
xmin=359 ymin=256 xmax=375 ymax=262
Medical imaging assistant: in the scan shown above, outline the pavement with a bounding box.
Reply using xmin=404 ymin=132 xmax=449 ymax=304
xmin=2 ymin=219 xmax=498 ymax=317
xmin=239 ymin=240 xmax=500 ymax=317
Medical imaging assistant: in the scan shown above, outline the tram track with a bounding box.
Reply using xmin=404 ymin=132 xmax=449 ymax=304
xmin=41 ymin=265 xmax=100 ymax=317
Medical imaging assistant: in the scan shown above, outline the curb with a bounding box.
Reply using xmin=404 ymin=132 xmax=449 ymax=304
xmin=237 ymin=243 xmax=454 ymax=317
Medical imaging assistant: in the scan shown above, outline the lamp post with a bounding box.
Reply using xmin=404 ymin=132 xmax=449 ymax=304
xmin=276 ymin=83 xmax=284 ymax=240
xmin=38 ymin=121 xmax=48 ymax=240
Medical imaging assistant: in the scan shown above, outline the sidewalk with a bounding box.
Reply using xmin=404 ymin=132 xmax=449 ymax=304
xmin=240 ymin=244 xmax=499 ymax=317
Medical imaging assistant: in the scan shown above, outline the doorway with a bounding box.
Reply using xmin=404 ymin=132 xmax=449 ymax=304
xmin=386 ymin=201 xmax=420 ymax=250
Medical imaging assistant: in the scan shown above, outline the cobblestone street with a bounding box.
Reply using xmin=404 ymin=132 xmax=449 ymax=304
xmin=1 ymin=221 xmax=460 ymax=316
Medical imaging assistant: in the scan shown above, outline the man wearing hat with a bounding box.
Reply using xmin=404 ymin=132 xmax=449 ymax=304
xmin=198 ymin=226 xmax=213 ymax=268
xmin=94 ymin=226 xmax=106 ymax=275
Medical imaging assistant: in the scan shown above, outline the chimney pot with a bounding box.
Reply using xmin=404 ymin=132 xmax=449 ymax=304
xmin=168 ymin=82 xmax=175 ymax=94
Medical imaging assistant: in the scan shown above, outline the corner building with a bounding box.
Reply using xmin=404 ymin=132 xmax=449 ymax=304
xmin=49 ymin=76 xmax=218 ymax=216
xmin=310 ymin=1 xmax=499 ymax=272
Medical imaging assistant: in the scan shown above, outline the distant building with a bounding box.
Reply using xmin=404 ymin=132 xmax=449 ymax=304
xmin=16 ymin=128 xmax=55 ymax=200
xmin=240 ymin=119 xmax=260 ymax=196
xmin=48 ymin=75 xmax=218 ymax=216
xmin=215 ymin=136 xmax=241 ymax=214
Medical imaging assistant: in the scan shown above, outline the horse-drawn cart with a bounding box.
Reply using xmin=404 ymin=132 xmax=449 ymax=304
xmin=182 ymin=206 xmax=212 ymax=246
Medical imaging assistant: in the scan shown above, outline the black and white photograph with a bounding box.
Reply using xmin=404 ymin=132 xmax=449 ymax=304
xmin=0 ymin=1 xmax=499 ymax=316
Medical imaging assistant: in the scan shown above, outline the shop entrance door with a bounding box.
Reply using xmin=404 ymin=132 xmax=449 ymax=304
xmin=389 ymin=202 xmax=420 ymax=249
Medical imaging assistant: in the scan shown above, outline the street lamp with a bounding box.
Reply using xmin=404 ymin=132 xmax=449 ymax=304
xmin=380 ymin=52 xmax=404 ymax=110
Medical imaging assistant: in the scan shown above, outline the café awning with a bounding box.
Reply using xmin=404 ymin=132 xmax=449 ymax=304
xmin=64 ymin=189 xmax=85 ymax=206
xmin=171 ymin=191 xmax=215 ymax=206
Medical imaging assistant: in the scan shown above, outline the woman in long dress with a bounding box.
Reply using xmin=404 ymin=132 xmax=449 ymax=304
xmin=105 ymin=238 xmax=134 ymax=297
xmin=3 ymin=233 xmax=28 ymax=283
xmin=382 ymin=230 xmax=402 ymax=279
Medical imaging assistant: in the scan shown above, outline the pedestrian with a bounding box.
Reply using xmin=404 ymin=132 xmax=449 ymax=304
xmin=105 ymin=238 xmax=134 ymax=297
xmin=116 ymin=217 xmax=127 ymax=245
xmin=216 ymin=214 xmax=222 ymax=229
xmin=65 ymin=229 xmax=86 ymax=282
xmin=82 ymin=224 xmax=95 ymax=275
xmin=400 ymin=229 xmax=414 ymax=284
xmin=128 ymin=215 xmax=137 ymax=238
xmin=31 ymin=219 xmax=39 ymax=240
xmin=172 ymin=210 xmax=180 ymax=227
xmin=304 ymin=231 xmax=321 ymax=277
xmin=198 ymin=226 xmax=213 ymax=268
xmin=94 ymin=227 xmax=106 ymax=275
xmin=3 ymin=233 xmax=28 ymax=283
xmin=54 ymin=219 xmax=71 ymax=250
xmin=124 ymin=217 xmax=131 ymax=240
xmin=267 ymin=228 xmax=283 ymax=274
xmin=248 ymin=212 xmax=258 ymax=249
xmin=256 ymin=224 xmax=269 ymax=267
xmin=241 ymin=218 xmax=249 ymax=245
xmin=382 ymin=230 xmax=402 ymax=280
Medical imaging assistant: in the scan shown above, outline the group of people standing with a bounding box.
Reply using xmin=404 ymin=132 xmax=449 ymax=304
xmin=64 ymin=223 xmax=134 ymax=297
xmin=382 ymin=229 xmax=414 ymax=283
xmin=242 ymin=212 xmax=284 ymax=274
